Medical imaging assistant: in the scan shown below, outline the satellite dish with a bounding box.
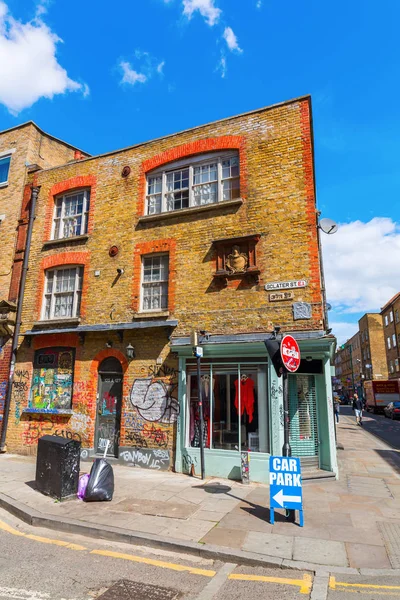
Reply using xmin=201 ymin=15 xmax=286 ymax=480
xmin=319 ymin=218 xmax=338 ymax=235
xmin=326 ymin=303 xmax=332 ymax=311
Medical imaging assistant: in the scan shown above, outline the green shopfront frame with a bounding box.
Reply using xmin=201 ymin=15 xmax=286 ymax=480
xmin=173 ymin=338 xmax=337 ymax=483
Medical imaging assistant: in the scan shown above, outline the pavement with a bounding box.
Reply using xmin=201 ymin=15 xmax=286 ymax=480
xmin=2 ymin=412 xmax=400 ymax=574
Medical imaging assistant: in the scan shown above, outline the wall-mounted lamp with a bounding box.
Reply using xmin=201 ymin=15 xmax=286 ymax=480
xmin=106 ymin=341 xmax=113 ymax=348
xmin=126 ymin=343 xmax=135 ymax=360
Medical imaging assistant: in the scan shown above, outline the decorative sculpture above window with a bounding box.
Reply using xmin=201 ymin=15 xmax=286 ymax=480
xmin=212 ymin=234 xmax=261 ymax=285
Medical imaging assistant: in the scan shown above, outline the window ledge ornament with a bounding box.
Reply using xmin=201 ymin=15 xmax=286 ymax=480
xmin=212 ymin=234 xmax=261 ymax=286
xmin=32 ymin=317 xmax=81 ymax=330
xmin=42 ymin=234 xmax=89 ymax=249
xmin=0 ymin=299 xmax=16 ymax=338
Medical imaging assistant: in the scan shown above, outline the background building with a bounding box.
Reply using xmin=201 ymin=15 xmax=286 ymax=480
xmin=381 ymin=294 xmax=400 ymax=378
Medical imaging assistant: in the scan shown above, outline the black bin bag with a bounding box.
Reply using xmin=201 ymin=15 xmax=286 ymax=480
xmin=84 ymin=458 xmax=114 ymax=502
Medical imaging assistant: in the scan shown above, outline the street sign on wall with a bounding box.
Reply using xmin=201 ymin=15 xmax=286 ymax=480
xmin=280 ymin=335 xmax=301 ymax=373
xmin=265 ymin=280 xmax=308 ymax=291
xmin=269 ymin=456 xmax=303 ymax=510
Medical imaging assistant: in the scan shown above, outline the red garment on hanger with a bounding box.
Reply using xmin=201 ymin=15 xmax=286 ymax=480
xmin=234 ymin=378 xmax=255 ymax=423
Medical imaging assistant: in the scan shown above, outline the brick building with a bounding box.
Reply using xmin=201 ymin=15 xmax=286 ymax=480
xmin=3 ymin=96 xmax=338 ymax=481
xmin=358 ymin=313 xmax=388 ymax=381
xmin=381 ymin=295 xmax=400 ymax=378
xmin=0 ymin=123 xmax=88 ymax=432
xmin=334 ymin=331 xmax=362 ymax=395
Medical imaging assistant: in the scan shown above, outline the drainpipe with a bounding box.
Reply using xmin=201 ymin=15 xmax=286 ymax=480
xmin=0 ymin=186 xmax=40 ymax=452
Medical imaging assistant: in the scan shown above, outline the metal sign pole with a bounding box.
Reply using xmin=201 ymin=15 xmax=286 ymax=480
xmin=196 ymin=353 xmax=205 ymax=480
xmin=282 ymin=370 xmax=291 ymax=457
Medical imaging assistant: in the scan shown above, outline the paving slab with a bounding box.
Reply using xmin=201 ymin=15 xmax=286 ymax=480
xmin=346 ymin=542 xmax=391 ymax=569
xmin=242 ymin=531 xmax=293 ymax=559
xmin=293 ymin=537 xmax=348 ymax=567
xmin=200 ymin=526 xmax=248 ymax=549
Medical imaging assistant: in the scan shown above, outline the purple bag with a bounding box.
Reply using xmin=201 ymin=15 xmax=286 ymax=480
xmin=77 ymin=473 xmax=90 ymax=500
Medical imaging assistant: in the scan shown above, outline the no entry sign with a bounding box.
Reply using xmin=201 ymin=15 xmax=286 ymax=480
xmin=280 ymin=335 xmax=301 ymax=373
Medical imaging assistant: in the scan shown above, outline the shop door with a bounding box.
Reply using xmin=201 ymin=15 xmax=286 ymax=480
xmin=95 ymin=357 xmax=123 ymax=458
xmin=288 ymin=374 xmax=319 ymax=465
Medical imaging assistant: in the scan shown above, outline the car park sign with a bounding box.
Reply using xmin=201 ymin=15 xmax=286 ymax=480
xmin=280 ymin=335 xmax=301 ymax=373
xmin=269 ymin=456 xmax=303 ymax=510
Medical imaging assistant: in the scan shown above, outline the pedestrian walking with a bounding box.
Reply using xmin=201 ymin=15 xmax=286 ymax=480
xmin=334 ymin=395 xmax=340 ymax=423
xmin=352 ymin=393 xmax=363 ymax=426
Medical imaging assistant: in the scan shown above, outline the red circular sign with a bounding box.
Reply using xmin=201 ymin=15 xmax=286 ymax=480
xmin=280 ymin=335 xmax=301 ymax=373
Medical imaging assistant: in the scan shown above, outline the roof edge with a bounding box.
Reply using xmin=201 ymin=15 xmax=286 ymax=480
xmin=0 ymin=121 xmax=90 ymax=156
xmin=25 ymin=94 xmax=311 ymax=176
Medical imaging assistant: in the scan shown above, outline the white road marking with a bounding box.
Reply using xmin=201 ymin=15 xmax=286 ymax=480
xmin=195 ymin=562 xmax=237 ymax=600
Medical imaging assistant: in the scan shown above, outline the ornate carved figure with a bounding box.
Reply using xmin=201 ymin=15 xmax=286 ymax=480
xmin=226 ymin=245 xmax=248 ymax=273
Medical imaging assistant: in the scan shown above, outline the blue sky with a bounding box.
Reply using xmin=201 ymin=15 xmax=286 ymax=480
xmin=1 ymin=0 xmax=400 ymax=343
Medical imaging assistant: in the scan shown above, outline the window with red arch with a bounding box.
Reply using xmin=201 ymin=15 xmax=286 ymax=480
xmin=146 ymin=151 xmax=240 ymax=215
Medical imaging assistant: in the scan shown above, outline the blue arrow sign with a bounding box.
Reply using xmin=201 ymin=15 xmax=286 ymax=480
xmin=269 ymin=456 xmax=303 ymax=510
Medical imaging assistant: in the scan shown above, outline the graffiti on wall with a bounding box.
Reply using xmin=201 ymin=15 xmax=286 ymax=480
xmin=130 ymin=377 xmax=179 ymax=424
xmin=30 ymin=349 xmax=74 ymax=410
xmin=21 ymin=414 xmax=64 ymax=446
xmin=120 ymin=448 xmax=170 ymax=470
xmin=0 ymin=379 xmax=7 ymax=422
xmin=13 ymin=370 xmax=29 ymax=425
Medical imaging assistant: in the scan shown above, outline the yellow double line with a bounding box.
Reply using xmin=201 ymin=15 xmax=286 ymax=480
xmin=330 ymin=576 xmax=400 ymax=595
xmin=0 ymin=519 xmax=312 ymax=594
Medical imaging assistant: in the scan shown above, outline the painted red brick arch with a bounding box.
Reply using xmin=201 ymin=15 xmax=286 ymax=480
xmin=44 ymin=175 xmax=97 ymax=241
xmin=137 ymin=136 xmax=248 ymax=216
xmin=132 ymin=239 xmax=177 ymax=313
xmin=36 ymin=251 xmax=91 ymax=321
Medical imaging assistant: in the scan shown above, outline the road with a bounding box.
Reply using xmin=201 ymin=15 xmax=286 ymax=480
xmin=1 ymin=508 xmax=400 ymax=599
xmin=340 ymin=405 xmax=400 ymax=449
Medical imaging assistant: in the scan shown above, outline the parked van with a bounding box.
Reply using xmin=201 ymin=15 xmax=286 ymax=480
xmin=364 ymin=380 xmax=400 ymax=414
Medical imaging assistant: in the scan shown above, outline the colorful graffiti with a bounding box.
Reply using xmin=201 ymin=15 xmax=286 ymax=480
xmin=30 ymin=349 xmax=74 ymax=410
xmin=13 ymin=370 xmax=29 ymax=424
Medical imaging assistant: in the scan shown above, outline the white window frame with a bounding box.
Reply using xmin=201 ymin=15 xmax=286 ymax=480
xmin=140 ymin=253 xmax=169 ymax=313
xmin=390 ymin=311 xmax=394 ymax=322
xmin=396 ymin=358 xmax=400 ymax=372
xmin=42 ymin=266 xmax=83 ymax=320
xmin=51 ymin=189 xmax=90 ymax=240
xmin=393 ymin=333 xmax=397 ymax=347
xmin=145 ymin=152 xmax=240 ymax=215
xmin=387 ymin=336 xmax=391 ymax=350
xmin=390 ymin=360 xmax=394 ymax=373
xmin=0 ymin=152 xmax=13 ymax=186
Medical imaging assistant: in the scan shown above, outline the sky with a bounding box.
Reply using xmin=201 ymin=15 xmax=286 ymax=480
xmin=0 ymin=0 xmax=399 ymax=344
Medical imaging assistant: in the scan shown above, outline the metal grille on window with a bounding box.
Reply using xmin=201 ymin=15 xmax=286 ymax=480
xmin=288 ymin=374 xmax=318 ymax=465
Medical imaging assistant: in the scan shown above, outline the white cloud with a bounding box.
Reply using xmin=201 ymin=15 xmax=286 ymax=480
xmin=223 ymin=26 xmax=242 ymax=53
xmin=182 ymin=0 xmax=221 ymax=26
xmin=157 ymin=60 xmax=165 ymax=74
xmin=322 ymin=217 xmax=400 ymax=314
xmin=0 ymin=1 xmax=86 ymax=115
xmin=217 ymin=54 xmax=227 ymax=78
xmin=256 ymin=0 xmax=262 ymax=7
xmin=120 ymin=61 xmax=147 ymax=86
xmin=330 ymin=321 xmax=359 ymax=346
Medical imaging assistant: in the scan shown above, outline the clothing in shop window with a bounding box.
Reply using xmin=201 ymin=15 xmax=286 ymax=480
xmin=234 ymin=375 xmax=255 ymax=423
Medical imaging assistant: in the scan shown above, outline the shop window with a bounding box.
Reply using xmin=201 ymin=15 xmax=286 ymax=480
xmin=186 ymin=362 xmax=269 ymax=453
xmin=140 ymin=254 xmax=169 ymax=311
xmin=146 ymin=152 xmax=240 ymax=215
xmin=52 ymin=189 xmax=90 ymax=239
xmin=29 ymin=347 xmax=74 ymax=410
xmin=42 ymin=266 xmax=83 ymax=320
xmin=0 ymin=155 xmax=11 ymax=185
